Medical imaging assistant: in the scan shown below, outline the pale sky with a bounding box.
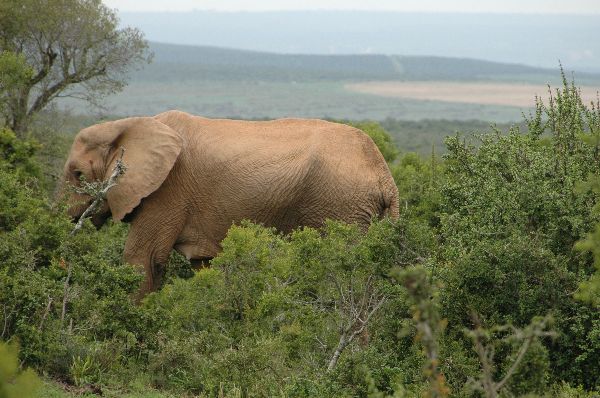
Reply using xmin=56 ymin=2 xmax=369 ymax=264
xmin=103 ymin=0 xmax=600 ymax=14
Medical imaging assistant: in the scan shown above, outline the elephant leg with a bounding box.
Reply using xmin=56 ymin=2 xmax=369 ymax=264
xmin=124 ymin=216 xmax=181 ymax=299
xmin=124 ymin=243 xmax=171 ymax=300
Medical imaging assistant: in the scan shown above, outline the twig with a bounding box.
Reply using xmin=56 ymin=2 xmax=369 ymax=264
xmin=466 ymin=314 xmax=554 ymax=398
xmin=1 ymin=304 xmax=8 ymax=339
xmin=70 ymin=147 xmax=127 ymax=235
xmin=395 ymin=265 xmax=449 ymax=397
xmin=314 ymin=335 xmax=328 ymax=350
xmin=495 ymin=318 xmax=553 ymax=393
xmin=39 ymin=295 xmax=53 ymax=331
xmin=60 ymin=261 xmax=72 ymax=324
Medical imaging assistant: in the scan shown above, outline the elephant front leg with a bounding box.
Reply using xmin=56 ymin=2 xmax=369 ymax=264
xmin=123 ymin=229 xmax=175 ymax=300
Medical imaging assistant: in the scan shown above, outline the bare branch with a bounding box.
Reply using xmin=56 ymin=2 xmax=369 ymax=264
xmin=1 ymin=304 xmax=9 ymax=339
xmin=70 ymin=147 xmax=126 ymax=235
xmin=60 ymin=259 xmax=73 ymax=325
xmin=1 ymin=0 xmax=151 ymax=134
xmin=327 ymin=295 xmax=386 ymax=371
xmin=495 ymin=317 xmax=554 ymax=393
xmin=39 ymin=295 xmax=53 ymax=331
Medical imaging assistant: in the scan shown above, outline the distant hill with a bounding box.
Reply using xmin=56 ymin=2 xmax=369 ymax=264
xmin=61 ymin=43 xmax=598 ymax=127
xmin=119 ymin=11 xmax=600 ymax=72
xmin=136 ymin=42 xmax=600 ymax=84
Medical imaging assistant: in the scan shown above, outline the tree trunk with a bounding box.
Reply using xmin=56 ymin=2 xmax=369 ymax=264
xmin=327 ymin=333 xmax=348 ymax=371
xmin=10 ymin=114 xmax=27 ymax=136
xmin=10 ymin=88 xmax=30 ymax=137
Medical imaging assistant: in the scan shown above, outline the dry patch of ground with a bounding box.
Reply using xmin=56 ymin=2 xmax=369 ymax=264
xmin=346 ymin=81 xmax=600 ymax=108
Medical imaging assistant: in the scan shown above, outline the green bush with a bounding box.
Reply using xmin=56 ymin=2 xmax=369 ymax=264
xmin=437 ymin=74 xmax=600 ymax=391
xmin=0 ymin=342 xmax=41 ymax=398
xmin=141 ymin=220 xmax=418 ymax=396
xmin=0 ymin=129 xmax=144 ymax=386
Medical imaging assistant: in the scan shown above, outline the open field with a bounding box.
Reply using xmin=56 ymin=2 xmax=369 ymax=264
xmin=346 ymin=81 xmax=600 ymax=107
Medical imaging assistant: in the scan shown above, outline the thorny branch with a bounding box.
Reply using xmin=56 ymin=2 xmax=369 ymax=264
xmin=327 ymin=270 xmax=386 ymax=371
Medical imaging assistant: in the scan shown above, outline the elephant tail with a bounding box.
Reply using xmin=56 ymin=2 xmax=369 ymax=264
xmin=380 ymin=180 xmax=400 ymax=220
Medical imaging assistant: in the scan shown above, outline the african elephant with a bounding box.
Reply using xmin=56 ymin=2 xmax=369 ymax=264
xmin=63 ymin=110 xmax=399 ymax=296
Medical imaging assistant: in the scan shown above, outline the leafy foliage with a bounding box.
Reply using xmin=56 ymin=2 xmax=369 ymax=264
xmin=142 ymin=220 xmax=409 ymax=396
xmin=0 ymin=129 xmax=143 ymax=385
xmin=0 ymin=0 xmax=151 ymax=134
xmin=437 ymin=73 xmax=600 ymax=391
xmin=0 ymin=51 xmax=32 ymax=119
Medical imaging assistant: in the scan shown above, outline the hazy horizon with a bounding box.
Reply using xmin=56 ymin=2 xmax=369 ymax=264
xmin=104 ymin=0 xmax=600 ymax=14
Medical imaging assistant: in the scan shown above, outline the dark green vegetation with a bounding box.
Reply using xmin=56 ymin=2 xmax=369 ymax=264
xmin=1 ymin=75 xmax=599 ymax=397
xmin=90 ymin=79 xmax=526 ymax=126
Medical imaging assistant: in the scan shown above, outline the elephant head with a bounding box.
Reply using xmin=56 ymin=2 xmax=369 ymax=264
xmin=62 ymin=117 xmax=183 ymax=226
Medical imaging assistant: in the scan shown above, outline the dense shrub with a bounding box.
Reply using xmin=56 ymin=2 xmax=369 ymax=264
xmin=0 ymin=131 xmax=145 ymax=386
xmin=143 ymin=220 xmax=417 ymax=396
xmin=437 ymin=76 xmax=600 ymax=391
xmin=1 ymin=73 xmax=600 ymax=396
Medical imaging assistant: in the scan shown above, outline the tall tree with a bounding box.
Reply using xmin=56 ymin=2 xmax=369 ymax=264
xmin=0 ymin=0 xmax=151 ymax=135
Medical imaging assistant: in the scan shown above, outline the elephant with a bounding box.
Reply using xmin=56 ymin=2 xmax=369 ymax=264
xmin=63 ymin=110 xmax=399 ymax=297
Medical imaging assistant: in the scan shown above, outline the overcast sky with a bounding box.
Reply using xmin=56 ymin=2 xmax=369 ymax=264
xmin=103 ymin=0 xmax=600 ymax=14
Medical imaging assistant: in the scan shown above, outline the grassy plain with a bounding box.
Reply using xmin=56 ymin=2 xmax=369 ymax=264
xmin=55 ymin=43 xmax=599 ymax=156
xmin=64 ymin=80 xmax=527 ymax=123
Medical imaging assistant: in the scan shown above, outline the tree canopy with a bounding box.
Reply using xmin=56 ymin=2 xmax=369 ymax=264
xmin=0 ymin=0 xmax=151 ymax=135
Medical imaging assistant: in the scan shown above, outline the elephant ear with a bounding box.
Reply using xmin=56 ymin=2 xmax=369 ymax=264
xmin=104 ymin=117 xmax=183 ymax=221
